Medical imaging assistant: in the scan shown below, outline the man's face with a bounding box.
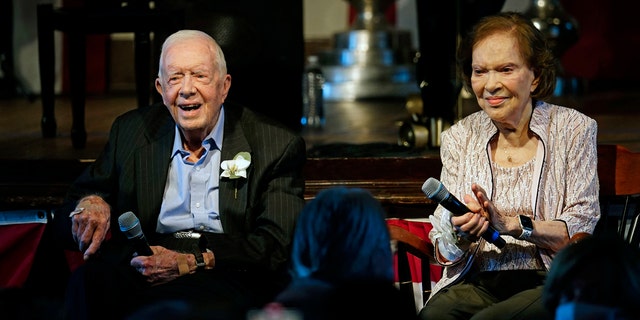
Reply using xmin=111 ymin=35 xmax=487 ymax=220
xmin=155 ymin=38 xmax=231 ymax=140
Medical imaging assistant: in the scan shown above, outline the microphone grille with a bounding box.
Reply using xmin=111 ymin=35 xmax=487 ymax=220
xmin=118 ymin=211 xmax=142 ymax=239
xmin=421 ymin=177 xmax=449 ymax=202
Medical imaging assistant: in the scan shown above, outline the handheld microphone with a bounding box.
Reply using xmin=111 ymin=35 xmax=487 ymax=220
xmin=422 ymin=177 xmax=506 ymax=248
xmin=118 ymin=211 xmax=154 ymax=256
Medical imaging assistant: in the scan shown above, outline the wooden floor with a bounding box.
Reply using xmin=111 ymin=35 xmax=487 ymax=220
xmin=0 ymin=93 xmax=137 ymax=160
xmin=0 ymin=87 xmax=639 ymax=161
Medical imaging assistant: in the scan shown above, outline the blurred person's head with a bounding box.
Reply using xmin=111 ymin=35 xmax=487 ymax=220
xmin=290 ymin=187 xmax=393 ymax=283
xmin=543 ymin=232 xmax=640 ymax=319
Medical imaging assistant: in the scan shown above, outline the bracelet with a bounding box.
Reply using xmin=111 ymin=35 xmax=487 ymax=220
xmin=177 ymin=254 xmax=189 ymax=276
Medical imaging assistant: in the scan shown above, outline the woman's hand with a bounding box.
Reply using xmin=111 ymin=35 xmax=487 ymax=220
xmin=449 ymin=190 xmax=489 ymax=243
xmin=471 ymin=183 xmax=511 ymax=234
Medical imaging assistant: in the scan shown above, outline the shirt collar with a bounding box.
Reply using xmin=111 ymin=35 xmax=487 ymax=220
xmin=170 ymin=105 xmax=225 ymax=158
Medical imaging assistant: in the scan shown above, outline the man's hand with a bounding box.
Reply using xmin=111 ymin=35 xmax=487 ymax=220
xmin=131 ymin=246 xmax=192 ymax=285
xmin=70 ymin=195 xmax=110 ymax=260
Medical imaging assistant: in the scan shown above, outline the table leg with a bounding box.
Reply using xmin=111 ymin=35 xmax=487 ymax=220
xmin=69 ymin=33 xmax=87 ymax=149
xmin=37 ymin=4 xmax=56 ymax=138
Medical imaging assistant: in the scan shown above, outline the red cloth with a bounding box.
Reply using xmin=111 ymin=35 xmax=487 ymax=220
xmin=63 ymin=229 xmax=114 ymax=272
xmin=387 ymin=219 xmax=442 ymax=284
xmin=0 ymin=223 xmax=46 ymax=287
xmin=64 ymin=250 xmax=86 ymax=272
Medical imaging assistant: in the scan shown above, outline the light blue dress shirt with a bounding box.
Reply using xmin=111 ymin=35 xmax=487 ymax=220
xmin=156 ymin=108 xmax=225 ymax=234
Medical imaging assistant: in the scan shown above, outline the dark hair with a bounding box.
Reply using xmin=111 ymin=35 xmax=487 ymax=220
xmin=289 ymin=187 xmax=393 ymax=283
xmin=457 ymin=11 xmax=557 ymax=100
xmin=543 ymin=233 xmax=640 ymax=316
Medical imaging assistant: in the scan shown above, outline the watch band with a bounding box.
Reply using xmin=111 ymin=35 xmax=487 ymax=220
xmin=192 ymin=244 xmax=206 ymax=270
xmin=518 ymin=215 xmax=533 ymax=240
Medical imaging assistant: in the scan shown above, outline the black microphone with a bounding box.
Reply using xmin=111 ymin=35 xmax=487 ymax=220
xmin=118 ymin=211 xmax=153 ymax=256
xmin=422 ymin=177 xmax=506 ymax=248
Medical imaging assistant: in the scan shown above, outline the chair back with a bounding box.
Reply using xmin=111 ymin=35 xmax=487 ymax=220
xmin=387 ymin=221 xmax=440 ymax=314
xmin=597 ymin=144 xmax=640 ymax=244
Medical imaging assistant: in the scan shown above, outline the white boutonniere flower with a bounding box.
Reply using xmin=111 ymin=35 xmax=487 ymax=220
xmin=221 ymin=152 xmax=251 ymax=199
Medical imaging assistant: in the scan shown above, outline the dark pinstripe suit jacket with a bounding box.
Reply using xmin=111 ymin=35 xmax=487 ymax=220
xmin=58 ymin=102 xmax=306 ymax=274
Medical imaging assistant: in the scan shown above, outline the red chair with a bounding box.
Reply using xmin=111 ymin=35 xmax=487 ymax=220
xmin=387 ymin=219 xmax=442 ymax=314
xmin=597 ymin=144 xmax=640 ymax=244
xmin=0 ymin=210 xmax=48 ymax=287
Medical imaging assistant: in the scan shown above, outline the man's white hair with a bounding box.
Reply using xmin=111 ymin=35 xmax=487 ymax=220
xmin=158 ymin=29 xmax=227 ymax=77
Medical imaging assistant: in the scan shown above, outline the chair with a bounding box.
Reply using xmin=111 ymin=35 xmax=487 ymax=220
xmin=624 ymin=213 xmax=640 ymax=248
xmin=0 ymin=210 xmax=48 ymax=287
xmin=387 ymin=221 xmax=439 ymax=314
xmin=596 ymin=145 xmax=640 ymax=241
xmin=567 ymin=232 xmax=591 ymax=244
xmin=37 ymin=1 xmax=184 ymax=149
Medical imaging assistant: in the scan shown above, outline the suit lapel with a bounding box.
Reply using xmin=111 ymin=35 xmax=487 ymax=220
xmin=220 ymin=107 xmax=252 ymax=232
xmin=136 ymin=121 xmax=174 ymax=232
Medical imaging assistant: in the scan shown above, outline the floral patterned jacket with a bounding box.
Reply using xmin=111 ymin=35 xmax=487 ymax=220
xmin=427 ymin=100 xmax=600 ymax=302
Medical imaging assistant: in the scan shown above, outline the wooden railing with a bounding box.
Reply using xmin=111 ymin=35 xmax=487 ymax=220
xmin=1 ymin=145 xmax=637 ymax=221
xmin=303 ymin=156 xmax=441 ymax=218
xmin=0 ymin=155 xmax=442 ymax=219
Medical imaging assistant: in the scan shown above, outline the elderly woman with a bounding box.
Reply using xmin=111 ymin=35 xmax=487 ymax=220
xmin=418 ymin=12 xmax=600 ymax=320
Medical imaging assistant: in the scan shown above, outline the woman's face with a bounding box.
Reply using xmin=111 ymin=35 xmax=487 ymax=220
xmin=470 ymin=32 xmax=538 ymax=127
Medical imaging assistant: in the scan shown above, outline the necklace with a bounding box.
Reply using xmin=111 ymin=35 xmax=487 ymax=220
xmin=504 ymin=147 xmax=513 ymax=162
